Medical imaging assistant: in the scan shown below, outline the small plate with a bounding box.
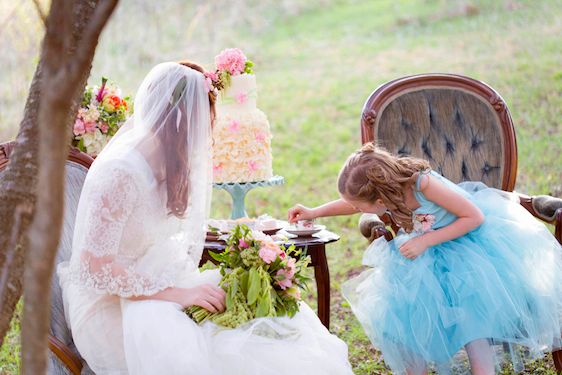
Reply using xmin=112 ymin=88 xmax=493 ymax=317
xmin=285 ymin=224 xmax=326 ymax=237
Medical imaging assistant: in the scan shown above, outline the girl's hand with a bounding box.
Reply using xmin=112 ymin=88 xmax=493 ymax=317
xmin=399 ymin=236 xmax=429 ymax=260
xmin=178 ymin=284 xmax=226 ymax=313
xmin=288 ymin=204 xmax=316 ymax=223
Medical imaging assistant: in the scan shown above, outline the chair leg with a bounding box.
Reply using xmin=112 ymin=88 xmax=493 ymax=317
xmin=553 ymin=349 xmax=562 ymax=373
xmin=313 ymin=244 xmax=331 ymax=330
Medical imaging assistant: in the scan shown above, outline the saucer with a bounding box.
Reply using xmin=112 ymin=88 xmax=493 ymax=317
xmin=285 ymin=224 xmax=326 ymax=237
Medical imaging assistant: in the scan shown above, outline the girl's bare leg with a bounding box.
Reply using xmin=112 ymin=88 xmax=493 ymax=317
xmin=466 ymin=339 xmax=495 ymax=375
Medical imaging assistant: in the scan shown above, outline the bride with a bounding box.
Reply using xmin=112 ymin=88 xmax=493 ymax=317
xmin=58 ymin=62 xmax=353 ymax=374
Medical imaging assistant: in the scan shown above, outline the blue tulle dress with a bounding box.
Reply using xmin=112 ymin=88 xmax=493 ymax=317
xmin=343 ymin=171 xmax=562 ymax=374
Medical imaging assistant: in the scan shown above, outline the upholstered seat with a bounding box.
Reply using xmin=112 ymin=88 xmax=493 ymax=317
xmin=0 ymin=143 xmax=93 ymax=375
xmin=356 ymin=74 xmax=562 ymax=371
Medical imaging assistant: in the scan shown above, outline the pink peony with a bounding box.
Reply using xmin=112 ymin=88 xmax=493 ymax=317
xmin=238 ymin=239 xmax=250 ymax=249
xmin=215 ymin=48 xmax=247 ymax=75
xmin=73 ymin=118 xmax=85 ymax=136
xmin=235 ymin=92 xmax=248 ymax=104
xmin=228 ymin=120 xmax=240 ymax=132
xmin=84 ymin=121 xmax=97 ymax=134
xmin=276 ymin=269 xmax=293 ymax=290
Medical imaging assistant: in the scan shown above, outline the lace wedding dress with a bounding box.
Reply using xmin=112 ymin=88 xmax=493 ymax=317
xmin=58 ymin=62 xmax=352 ymax=375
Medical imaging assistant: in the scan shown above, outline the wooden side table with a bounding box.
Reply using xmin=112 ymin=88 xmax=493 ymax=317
xmin=201 ymin=230 xmax=340 ymax=329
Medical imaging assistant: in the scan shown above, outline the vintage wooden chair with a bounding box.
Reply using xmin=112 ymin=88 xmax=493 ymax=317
xmin=357 ymin=73 xmax=562 ymax=372
xmin=0 ymin=141 xmax=94 ymax=375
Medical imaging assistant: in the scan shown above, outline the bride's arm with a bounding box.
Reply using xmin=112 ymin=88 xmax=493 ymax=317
xmin=75 ymin=164 xmax=225 ymax=311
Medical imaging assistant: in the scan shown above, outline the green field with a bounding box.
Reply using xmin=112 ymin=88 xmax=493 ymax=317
xmin=1 ymin=0 xmax=561 ymax=373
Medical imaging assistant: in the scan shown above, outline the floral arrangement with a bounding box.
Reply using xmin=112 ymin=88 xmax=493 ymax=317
xmin=204 ymin=48 xmax=254 ymax=96
xmin=72 ymin=77 xmax=131 ymax=157
xmin=413 ymin=213 xmax=435 ymax=233
xmin=186 ymin=224 xmax=311 ymax=328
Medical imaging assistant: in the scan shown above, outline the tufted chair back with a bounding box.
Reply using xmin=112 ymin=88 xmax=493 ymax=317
xmin=361 ymin=74 xmax=517 ymax=191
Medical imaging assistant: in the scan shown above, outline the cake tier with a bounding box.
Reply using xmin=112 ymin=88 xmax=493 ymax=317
xmin=212 ymin=108 xmax=273 ymax=183
xmin=218 ymin=74 xmax=257 ymax=112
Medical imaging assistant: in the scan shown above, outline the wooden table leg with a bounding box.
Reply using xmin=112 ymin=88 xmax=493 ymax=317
xmin=553 ymin=349 xmax=562 ymax=373
xmin=311 ymin=244 xmax=330 ymax=330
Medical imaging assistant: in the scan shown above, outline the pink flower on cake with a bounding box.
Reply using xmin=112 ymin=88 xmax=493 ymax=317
xmin=73 ymin=118 xmax=85 ymax=136
xmin=255 ymin=131 xmax=266 ymax=143
xmin=215 ymin=48 xmax=247 ymax=75
xmin=228 ymin=120 xmax=240 ymax=132
xmin=248 ymin=161 xmax=259 ymax=172
xmin=213 ymin=163 xmax=223 ymax=176
xmin=235 ymin=92 xmax=248 ymax=104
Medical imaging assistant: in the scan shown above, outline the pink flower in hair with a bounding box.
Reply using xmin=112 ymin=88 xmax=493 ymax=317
xmin=215 ymin=48 xmax=247 ymax=75
xmin=204 ymin=71 xmax=218 ymax=82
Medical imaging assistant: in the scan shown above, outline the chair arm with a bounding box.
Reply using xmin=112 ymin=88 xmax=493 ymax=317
xmin=517 ymin=193 xmax=562 ymax=244
xmin=359 ymin=213 xmax=391 ymax=242
xmin=48 ymin=334 xmax=82 ymax=375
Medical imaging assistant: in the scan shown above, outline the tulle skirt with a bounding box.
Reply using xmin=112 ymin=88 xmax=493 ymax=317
xmin=122 ymin=270 xmax=353 ymax=375
xmin=343 ymin=185 xmax=562 ymax=374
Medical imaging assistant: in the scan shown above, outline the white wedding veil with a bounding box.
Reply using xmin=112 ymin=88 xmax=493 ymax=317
xmin=64 ymin=62 xmax=213 ymax=298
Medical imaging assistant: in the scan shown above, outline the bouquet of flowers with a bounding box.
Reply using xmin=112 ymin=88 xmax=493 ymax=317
xmin=72 ymin=77 xmax=131 ymax=157
xmin=187 ymin=224 xmax=311 ymax=328
xmin=204 ymin=48 xmax=254 ymax=96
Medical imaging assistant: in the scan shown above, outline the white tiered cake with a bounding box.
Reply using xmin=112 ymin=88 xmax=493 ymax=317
xmin=212 ymin=74 xmax=273 ymax=183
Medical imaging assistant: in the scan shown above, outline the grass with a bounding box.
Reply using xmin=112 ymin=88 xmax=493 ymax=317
xmin=1 ymin=0 xmax=561 ymax=373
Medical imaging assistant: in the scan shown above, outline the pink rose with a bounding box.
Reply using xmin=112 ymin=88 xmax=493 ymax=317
xmin=73 ymin=118 xmax=85 ymax=136
xmin=215 ymin=48 xmax=247 ymax=75
xmin=235 ymin=92 xmax=248 ymax=104
xmin=238 ymin=239 xmax=250 ymax=249
xmin=84 ymin=121 xmax=97 ymax=134
xmin=276 ymin=269 xmax=293 ymax=290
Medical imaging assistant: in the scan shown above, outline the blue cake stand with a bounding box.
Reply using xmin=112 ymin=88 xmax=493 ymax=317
xmin=213 ymin=175 xmax=285 ymax=219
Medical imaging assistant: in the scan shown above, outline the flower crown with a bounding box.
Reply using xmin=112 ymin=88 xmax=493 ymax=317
xmin=204 ymin=48 xmax=254 ymax=96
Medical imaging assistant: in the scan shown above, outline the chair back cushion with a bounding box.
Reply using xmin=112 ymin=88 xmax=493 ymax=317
xmin=361 ymin=74 xmax=517 ymax=190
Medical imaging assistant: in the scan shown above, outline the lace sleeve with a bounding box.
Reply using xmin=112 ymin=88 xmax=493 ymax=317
xmin=74 ymin=164 xmax=174 ymax=297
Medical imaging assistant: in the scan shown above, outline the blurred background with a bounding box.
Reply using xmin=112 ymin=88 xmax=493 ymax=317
xmin=1 ymin=0 xmax=561 ymax=373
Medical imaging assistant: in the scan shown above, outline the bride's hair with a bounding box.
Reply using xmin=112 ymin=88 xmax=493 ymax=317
xmin=337 ymin=142 xmax=431 ymax=232
xmin=161 ymin=61 xmax=215 ymax=218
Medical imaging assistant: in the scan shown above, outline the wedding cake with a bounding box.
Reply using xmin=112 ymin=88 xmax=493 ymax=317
xmin=207 ymin=49 xmax=273 ymax=183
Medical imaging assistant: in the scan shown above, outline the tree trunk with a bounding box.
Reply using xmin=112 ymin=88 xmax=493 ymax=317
xmin=0 ymin=0 xmax=102 ymax=344
xmin=21 ymin=0 xmax=119 ymax=372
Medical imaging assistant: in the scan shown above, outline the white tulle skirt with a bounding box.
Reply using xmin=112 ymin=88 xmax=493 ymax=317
xmin=121 ymin=270 xmax=353 ymax=375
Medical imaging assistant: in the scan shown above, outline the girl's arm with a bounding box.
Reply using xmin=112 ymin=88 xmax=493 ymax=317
xmin=288 ymin=199 xmax=359 ymax=223
xmin=400 ymin=174 xmax=484 ymax=259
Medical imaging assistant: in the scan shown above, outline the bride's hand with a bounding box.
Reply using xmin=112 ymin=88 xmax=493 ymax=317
xmin=288 ymin=204 xmax=316 ymax=223
xmin=179 ymin=284 xmax=226 ymax=313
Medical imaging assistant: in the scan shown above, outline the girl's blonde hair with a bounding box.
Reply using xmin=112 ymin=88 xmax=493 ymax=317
xmin=337 ymin=142 xmax=431 ymax=232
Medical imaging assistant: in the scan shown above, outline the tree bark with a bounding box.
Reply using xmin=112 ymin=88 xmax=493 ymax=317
xmin=22 ymin=1 xmax=119 ymax=372
xmin=0 ymin=0 xmax=104 ymax=344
